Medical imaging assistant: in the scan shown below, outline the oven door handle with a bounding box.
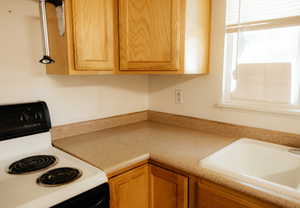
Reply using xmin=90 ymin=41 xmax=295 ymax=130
xmin=87 ymin=198 xmax=106 ymax=208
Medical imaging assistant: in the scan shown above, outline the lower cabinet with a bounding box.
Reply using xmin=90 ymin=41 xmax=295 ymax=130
xmin=109 ymin=165 xmax=149 ymax=208
xmin=197 ymin=179 xmax=280 ymax=208
xmin=109 ymin=165 xmax=279 ymax=208
xmin=149 ymin=165 xmax=188 ymax=208
xmin=109 ymin=164 xmax=188 ymax=208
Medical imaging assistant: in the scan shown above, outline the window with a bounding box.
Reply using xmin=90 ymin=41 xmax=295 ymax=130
xmin=222 ymin=0 xmax=300 ymax=112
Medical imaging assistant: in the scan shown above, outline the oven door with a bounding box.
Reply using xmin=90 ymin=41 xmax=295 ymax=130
xmin=51 ymin=183 xmax=109 ymax=208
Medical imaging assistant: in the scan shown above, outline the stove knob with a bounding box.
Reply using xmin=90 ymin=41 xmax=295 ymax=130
xmin=38 ymin=112 xmax=43 ymax=120
xmin=23 ymin=113 xmax=30 ymax=122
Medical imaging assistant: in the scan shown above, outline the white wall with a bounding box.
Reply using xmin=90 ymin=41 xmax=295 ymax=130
xmin=0 ymin=0 xmax=148 ymax=126
xmin=149 ymin=0 xmax=300 ymax=134
xmin=2 ymin=0 xmax=299 ymax=134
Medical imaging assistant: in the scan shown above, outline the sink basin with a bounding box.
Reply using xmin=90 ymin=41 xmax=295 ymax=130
xmin=200 ymin=138 xmax=300 ymax=200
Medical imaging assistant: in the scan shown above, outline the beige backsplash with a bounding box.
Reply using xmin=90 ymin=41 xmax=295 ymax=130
xmin=52 ymin=110 xmax=300 ymax=147
xmin=148 ymin=111 xmax=300 ymax=147
xmin=51 ymin=111 xmax=148 ymax=140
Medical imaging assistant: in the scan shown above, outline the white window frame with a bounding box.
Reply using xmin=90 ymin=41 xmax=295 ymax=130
xmin=220 ymin=2 xmax=300 ymax=116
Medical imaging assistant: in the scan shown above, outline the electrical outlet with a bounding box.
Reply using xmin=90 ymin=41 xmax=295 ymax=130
xmin=175 ymin=89 xmax=183 ymax=104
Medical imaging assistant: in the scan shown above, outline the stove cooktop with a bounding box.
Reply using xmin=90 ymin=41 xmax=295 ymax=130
xmin=37 ymin=167 xmax=82 ymax=187
xmin=0 ymin=143 xmax=107 ymax=208
xmin=8 ymin=155 xmax=57 ymax=175
xmin=8 ymin=154 xmax=82 ymax=187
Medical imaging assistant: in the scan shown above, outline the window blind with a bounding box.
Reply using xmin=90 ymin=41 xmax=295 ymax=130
xmin=226 ymin=0 xmax=300 ymax=32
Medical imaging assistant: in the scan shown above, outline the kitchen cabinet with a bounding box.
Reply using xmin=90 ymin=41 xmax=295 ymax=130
xmin=109 ymin=165 xmax=149 ymax=208
xmin=45 ymin=0 xmax=210 ymax=75
xmin=118 ymin=0 xmax=211 ymax=74
xmin=118 ymin=0 xmax=183 ymax=72
xmin=197 ymin=179 xmax=280 ymax=208
xmin=46 ymin=0 xmax=118 ymax=75
xmin=149 ymin=165 xmax=188 ymax=208
xmin=109 ymin=164 xmax=188 ymax=208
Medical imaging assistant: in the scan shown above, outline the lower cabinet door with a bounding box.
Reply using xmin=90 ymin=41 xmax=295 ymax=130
xmin=109 ymin=165 xmax=149 ymax=208
xmin=197 ymin=179 xmax=280 ymax=208
xmin=149 ymin=165 xmax=188 ymax=208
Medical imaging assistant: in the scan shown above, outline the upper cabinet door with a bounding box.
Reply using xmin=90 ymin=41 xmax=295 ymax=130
xmin=71 ymin=0 xmax=118 ymax=71
xmin=119 ymin=0 xmax=185 ymax=71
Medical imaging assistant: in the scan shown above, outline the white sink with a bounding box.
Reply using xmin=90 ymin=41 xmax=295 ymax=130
xmin=200 ymin=138 xmax=300 ymax=200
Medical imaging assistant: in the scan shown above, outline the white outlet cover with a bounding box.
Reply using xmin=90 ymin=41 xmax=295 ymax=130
xmin=175 ymin=89 xmax=183 ymax=104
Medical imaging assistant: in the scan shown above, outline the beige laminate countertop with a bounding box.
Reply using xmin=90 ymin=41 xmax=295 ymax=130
xmin=53 ymin=121 xmax=236 ymax=176
xmin=53 ymin=121 xmax=299 ymax=208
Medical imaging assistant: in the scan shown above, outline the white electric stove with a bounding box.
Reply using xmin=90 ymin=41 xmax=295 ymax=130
xmin=0 ymin=102 xmax=109 ymax=208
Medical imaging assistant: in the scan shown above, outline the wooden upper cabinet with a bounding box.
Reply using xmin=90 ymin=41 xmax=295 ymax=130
xmin=71 ymin=0 xmax=117 ymax=71
xmin=149 ymin=165 xmax=188 ymax=208
xmin=45 ymin=0 xmax=210 ymax=75
xmin=46 ymin=0 xmax=118 ymax=75
xmin=118 ymin=0 xmax=211 ymax=74
xmin=119 ymin=0 xmax=184 ymax=72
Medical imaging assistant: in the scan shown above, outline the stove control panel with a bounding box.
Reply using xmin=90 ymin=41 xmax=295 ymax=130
xmin=0 ymin=101 xmax=51 ymax=141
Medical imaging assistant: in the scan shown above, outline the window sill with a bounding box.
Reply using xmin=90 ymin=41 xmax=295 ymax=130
xmin=215 ymin=102 xmax=300 ymax=117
